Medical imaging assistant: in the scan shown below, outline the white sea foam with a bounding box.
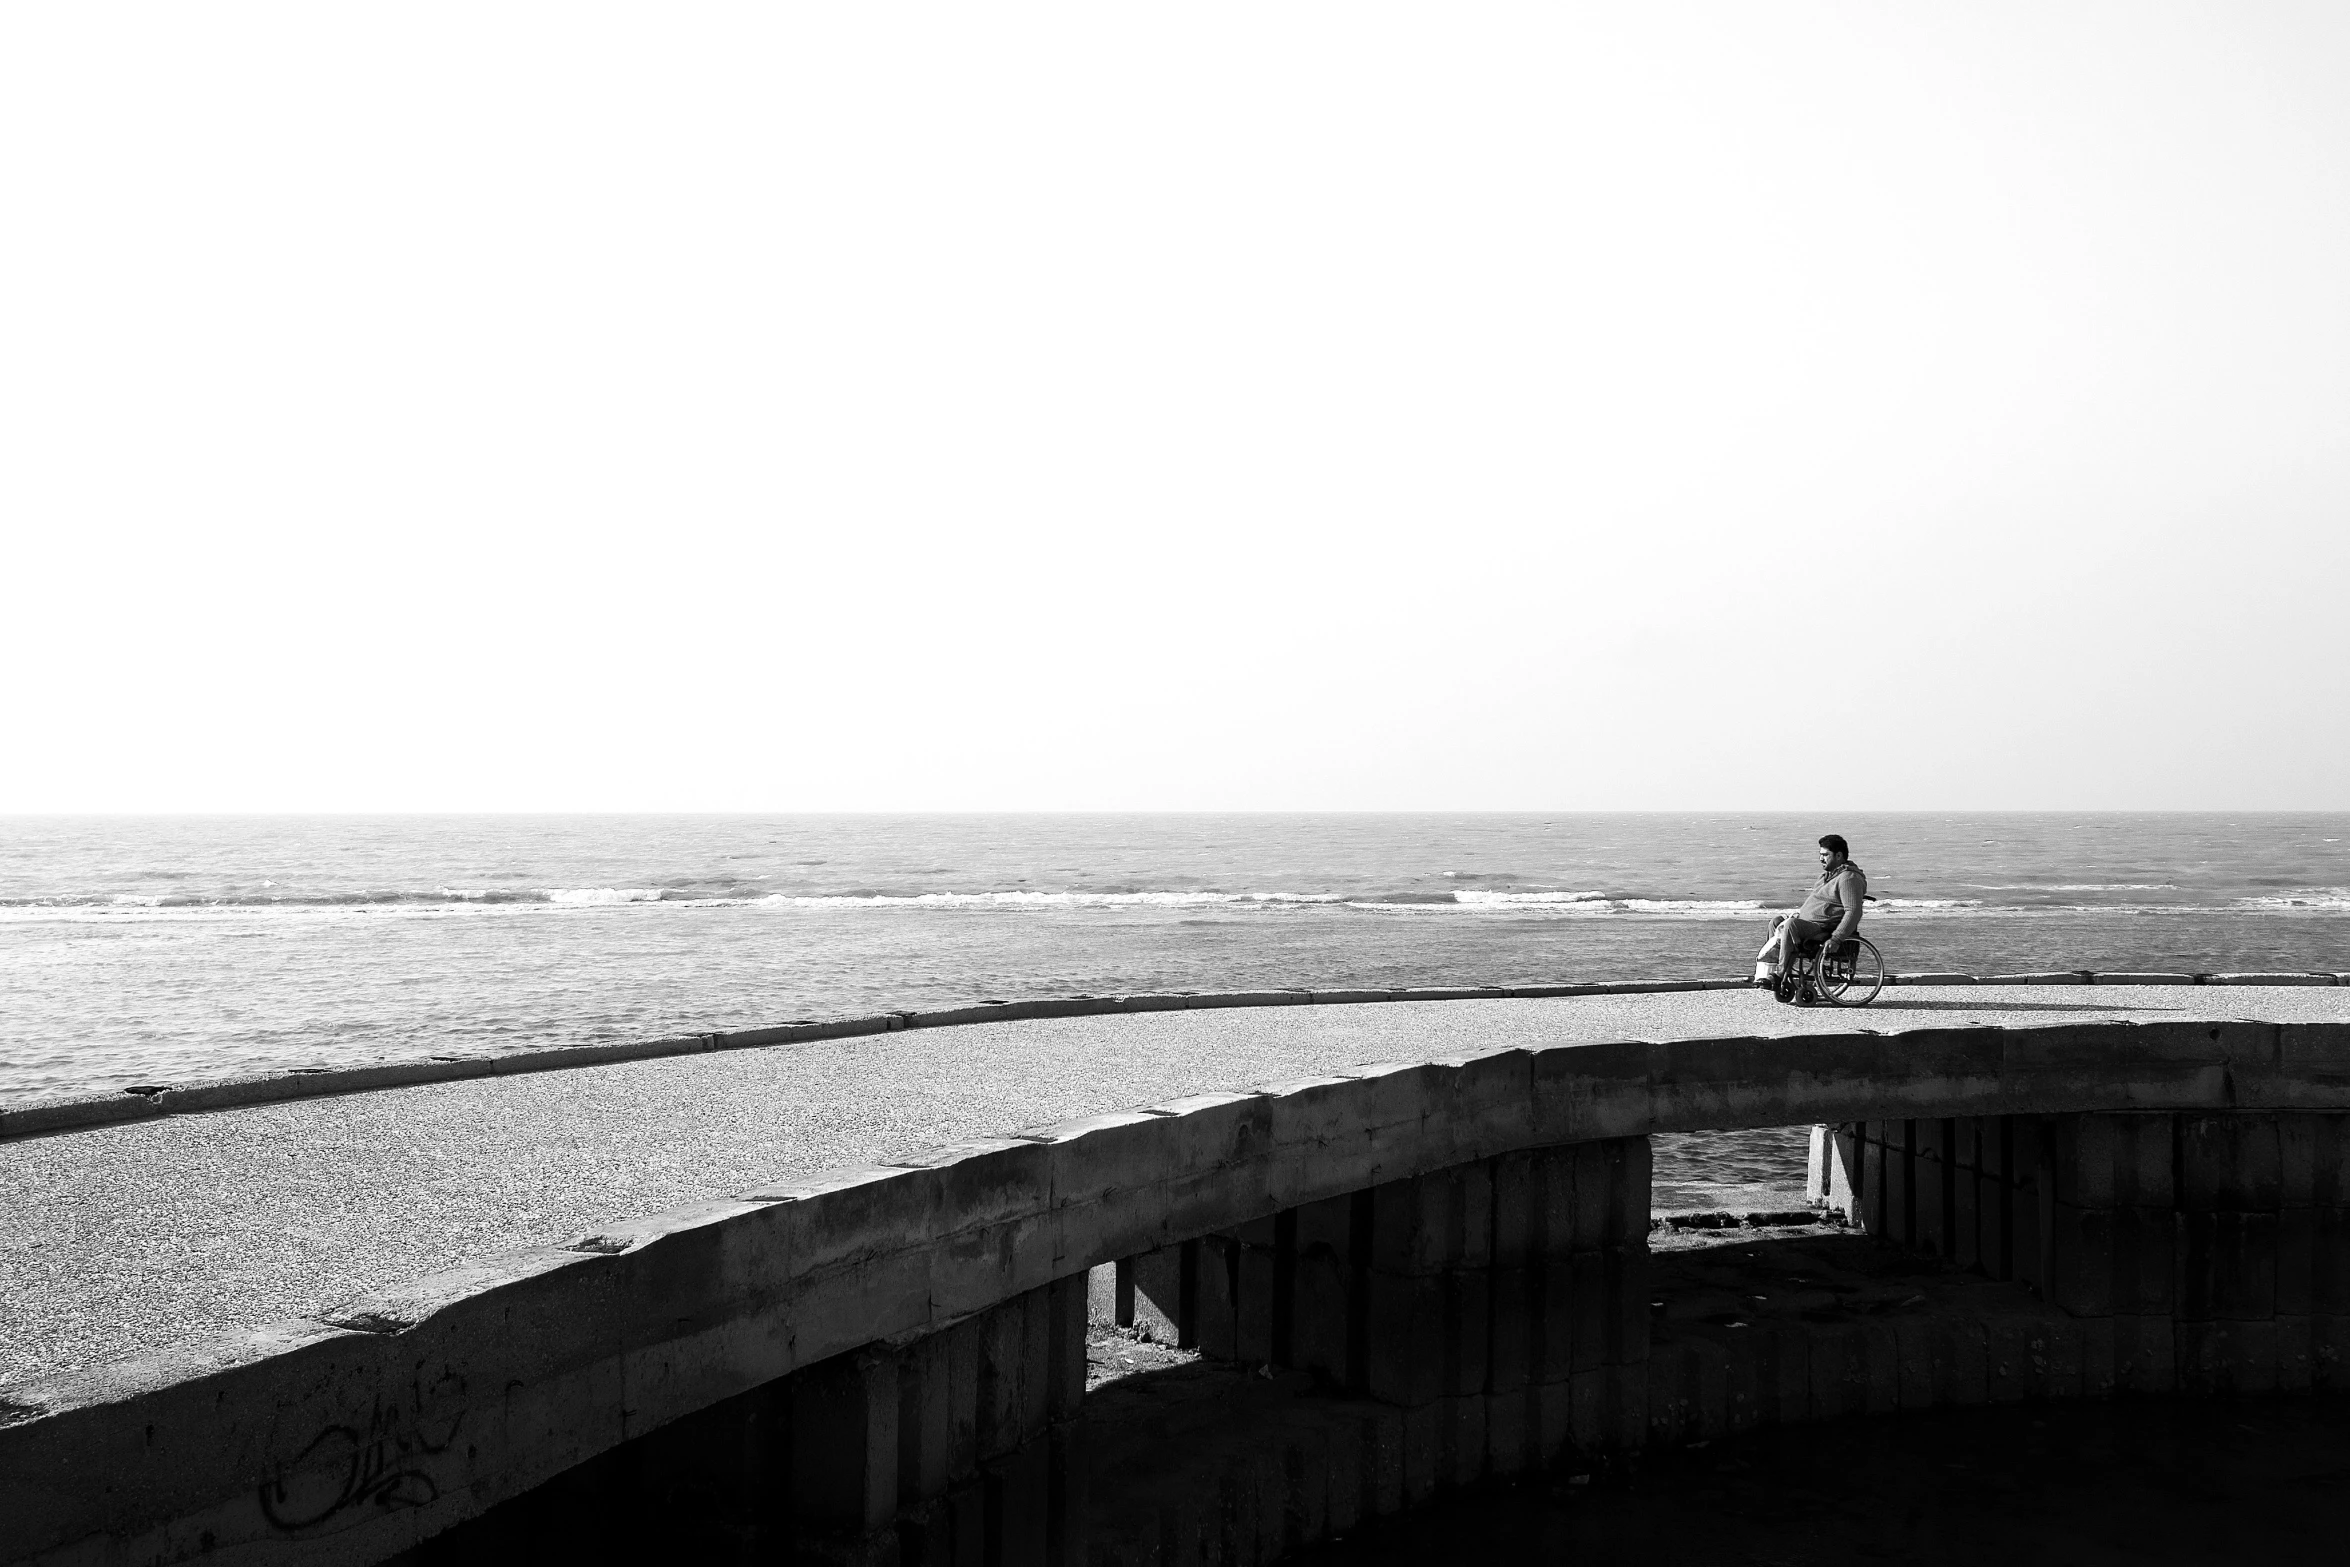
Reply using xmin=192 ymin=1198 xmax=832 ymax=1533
xmin=2239 ymin=890 xmax=2350 ymax=911
xmin=0 ymin=885 xmax=2324 ymax=925
xmin=756 ymin=890 xmax=1349 ymax=909
xmin=0 ymin=888 xmax=2251 ymax=923
xmin=543 ymin=887 xmax=666 ymax=905
xmin=1346 ymin=895 xmax=1770 ymax=919
xmin=1450 ymin=889 xmax=1616 ymax=906
xmin=1965 ymin=883 xmax=2178 ymax=892
xmin=0 ymin=901 xmax=493 ymax=925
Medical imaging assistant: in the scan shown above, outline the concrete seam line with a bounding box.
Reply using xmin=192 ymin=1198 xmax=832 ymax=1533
xmin=0 ymin=970 xmax=2276 ymax=1144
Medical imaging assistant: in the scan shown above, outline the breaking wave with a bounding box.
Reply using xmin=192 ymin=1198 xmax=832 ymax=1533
xmin=1965 ymin=883 xmax=2179 ymax=892
xmin=753 ymin=889 xmax=1348 ymax=909
xmin=1 ymin=885 xmax=2342 ymax=923
xmin=2240 ymin=890 xmax=2350 ymax=911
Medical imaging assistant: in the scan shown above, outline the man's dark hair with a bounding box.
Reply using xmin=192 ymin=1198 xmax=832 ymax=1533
xmin=1819 ymin=834 xmax=1850 ymax=857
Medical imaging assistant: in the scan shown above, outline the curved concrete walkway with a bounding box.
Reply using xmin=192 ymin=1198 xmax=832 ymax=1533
xmin=7 ymin=985 xmax=2349 ymax=1390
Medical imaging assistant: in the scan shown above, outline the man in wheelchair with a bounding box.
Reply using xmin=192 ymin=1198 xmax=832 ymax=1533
xmin=1751 ymin=833 xmax=1867 ymax=1003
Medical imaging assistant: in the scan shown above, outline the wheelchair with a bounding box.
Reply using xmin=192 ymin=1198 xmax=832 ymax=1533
xmin=1774 ymin=932 xmax=1886 ymax=1007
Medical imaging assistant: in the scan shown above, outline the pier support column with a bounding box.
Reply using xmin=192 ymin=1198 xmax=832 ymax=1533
xmin=1840 ymin=1111 xmax=2350 ymax=1398
xmin=1123 ymin=1136 xmax=1653 ymax=1490
xmin=783 ymin=1273 xmax=1092 ymax=1566
xmin=1807 ymin=1124 xmax=1860 ymax=1221
xmin=791 ymin=1347 xmax=900 ymax=1563
xmin=903 ymin=1274 xmax=1087 ymax=1567
xmin=392 ymin=1276 xmax=1087 ymax=1567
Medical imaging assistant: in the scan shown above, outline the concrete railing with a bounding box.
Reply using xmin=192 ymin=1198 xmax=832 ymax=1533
xmin=9 ymin=1008 xmax=2350 ymax=1564
xmin=5 ymin=970 xmax=2341 ymax=1143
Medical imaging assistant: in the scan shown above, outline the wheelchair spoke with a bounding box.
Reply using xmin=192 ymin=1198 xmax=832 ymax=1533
xmin=1817 ymin=937 xmax=1885 ymax=1006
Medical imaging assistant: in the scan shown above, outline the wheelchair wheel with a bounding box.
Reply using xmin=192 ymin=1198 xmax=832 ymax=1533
xmin=1815 ymin=936 xmax=1885 ymax=1006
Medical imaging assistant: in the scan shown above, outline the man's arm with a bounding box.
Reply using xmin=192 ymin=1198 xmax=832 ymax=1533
xmin=1831 ymin=869 xmax=1863 ymax=943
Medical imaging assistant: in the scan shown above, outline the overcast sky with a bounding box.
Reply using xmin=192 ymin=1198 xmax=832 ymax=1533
xmin=4 ymin=4 xmax=2345 ymax=813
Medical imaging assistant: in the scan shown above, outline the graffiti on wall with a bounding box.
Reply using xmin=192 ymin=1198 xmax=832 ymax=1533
xmin=258 ymin=1377 xmax=465 ymax=1533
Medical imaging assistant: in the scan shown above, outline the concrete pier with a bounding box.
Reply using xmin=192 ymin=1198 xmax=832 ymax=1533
xmin=6 ymin=980 xmax=2350 ymax=1564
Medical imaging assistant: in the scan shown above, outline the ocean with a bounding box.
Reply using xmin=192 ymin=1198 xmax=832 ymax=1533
xmin=4 ymin=812 xmax=2343 ymax=1113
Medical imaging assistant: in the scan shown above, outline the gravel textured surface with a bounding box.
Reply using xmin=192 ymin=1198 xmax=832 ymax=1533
xmin=6 ymin=985 xmax=2347 ymax=1388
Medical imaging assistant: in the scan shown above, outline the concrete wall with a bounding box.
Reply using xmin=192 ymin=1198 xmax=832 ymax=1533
xmin=384 ymin=1278 xmax=1089 ymax=1567
xmin=1129 ymin=1139 xmax=1653 ymax=1489
xmin=1833 ymin=1110 xmax=2350 ymax=1394
xmin=364 ymin=1114 xmax=2350 ymax=1566
xmin=11 ymin=1014 xmax=2350 ymax=1564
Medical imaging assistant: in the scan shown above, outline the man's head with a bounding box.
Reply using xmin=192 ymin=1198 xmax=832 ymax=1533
xmin=1818 ymin=833 xmax=1850 ymax=867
